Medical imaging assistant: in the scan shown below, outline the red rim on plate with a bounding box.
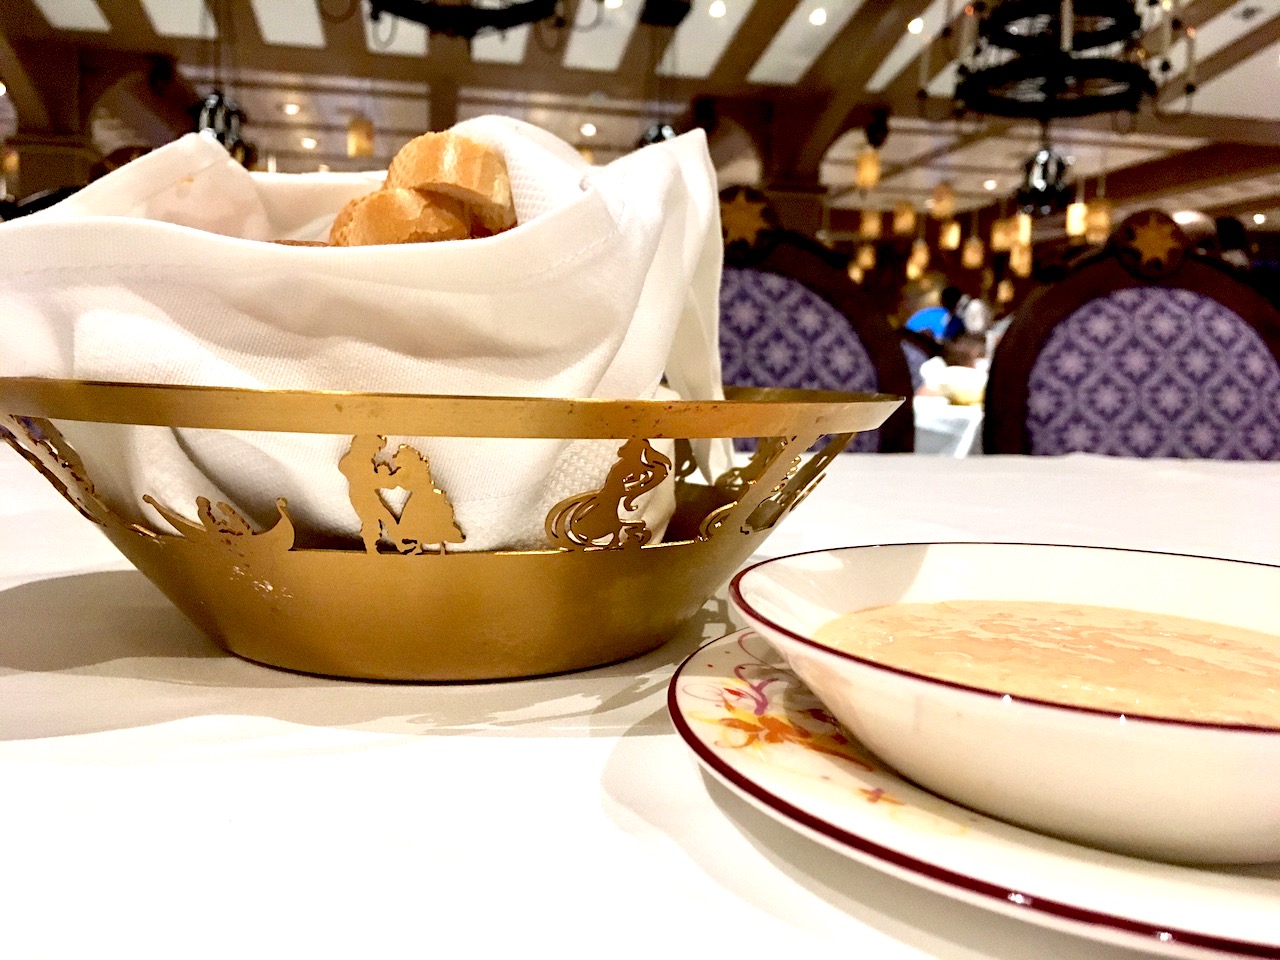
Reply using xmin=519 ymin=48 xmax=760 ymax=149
xmin=667 ymin=630 xmax=1280 ymax=959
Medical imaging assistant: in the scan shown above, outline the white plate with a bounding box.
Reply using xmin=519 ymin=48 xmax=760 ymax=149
xmin=668 ymin=629 xmax=1280 ymax=960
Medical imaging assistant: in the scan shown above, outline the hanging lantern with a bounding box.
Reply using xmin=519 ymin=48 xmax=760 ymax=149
xmin=894 ymin=202 xmax=917 ymax=236
xmin=855 ymin=147 xmax=880 ymax=191
xmin=906 ymin=261 xmax=925 ymax=281
xmin=857 ymin=243 xmax=877 ymax=269
xmin=1015 ymin=211 xmax=1033 ymax=247
xmin=1009 ymin=242 xmax=1033 ymax=278
xmin=1065 ymin=200 xmax=1088 ymax=237
xmin=577 ymin=147 xmax=596 ymax=165
xmin=997 ymin=278 xmax=1015 ymax=304
xmin=1085 ymin=198 xmax=1113 ymax=244
xmin=347 ymin=113 xmax=375 ymax=158
xmin=939 ymin=219 xmax=961 ymax=250
xmin=961 ymin=233 xmax=984 ymax=269
xmin=860 ymin=209 xmax=883 ymax=239
xmin=991 ymin=217 xmax=1013 ymax=252
xmin=1 ymin=148 xmax=17 ymax=178
xmin=197 ymin=90 xmax=250 ymax=165
xmin=847 ymin=263 xmax=865 ymax=284
xmin=908 ymin=237 xmax=930 ymax=271
xmin=931 ymin=181 xmax=957 ymax=220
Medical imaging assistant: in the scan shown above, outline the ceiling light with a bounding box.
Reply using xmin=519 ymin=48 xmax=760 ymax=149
xmin=0 ymin=80 xmax=7 ymax=98
xmin=1254 ymin=213 xmax=1267 ymax=225
xmin=579 ymin=121 xmax=597 ymax=137
xmin=282 ymin=102 xmax=300 ymax=116
xmin=809 ymin=7 xmax=827 ymax=26
xmin=907 ymin=17 xmax=924 ymax=34
xmin=300 ymin=137 xmax=318 ymax=150
xmin=983 ymin=178 xmax=998 ymax=191
xmin=1171 ymin=210 xmax=1199 ymax=224
xmin=604 ymin=0 xmax=623 ymax=8
xmin=709 ymin=0 xmax=726 ymax=17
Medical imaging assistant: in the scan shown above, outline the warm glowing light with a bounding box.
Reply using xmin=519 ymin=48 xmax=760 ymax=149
xmin=847 ymin=263 xmax=864 ymax=283
xmin=1085 ymin=199 xmax=1113 ymax=244
xmin=809 ymin=7 xmax=828 ymax=26
xmin=1172 ymin=210 xmax=1199 ymax=225
xmin=931 ymin=181 xmax=956 ymax=219
xmin=1009 ymin=242 xmax=1032 ymax=278
xmin=961 ymin=234 xmax=984 ymax=269
xmin=990 ymin=217 xmax=1012 ymax=251
xmin=0 ymin=80 xmax=7 ymax=98
xmin=939 ymin=219 xmax=961 ymax=250
xmin=907 ymin=17 xmax=924 ymax=34
xmin=857 ymin=243 xmax=877 ymax=269
xmin=604 ymin=0 xmax=623 ymax=8
xmin=908 ymin=238 xmax=930 ymax=271
xmin=579 ymin=121 xmax=597 ymax=137
xmin=282 ymin=102 xmax=300 ymax=116
xmin=1015 ymin=212 xmax=1032 ymax=247
xmin=709 ymin=0 xmax=727 ymax=17
xmin=1066 ymin=201 xmax=1088 ymax=237
xmin=906 ymin=261 xmax=924 ymax=281
xmin=997 ymin=278 xmax=1015 ymax=303
xmin=860 ymin=209 xmax=882 ymax=239
xmin=347 ymin=114 xmax=375 ymax=158
xmin=300 ymin=137 xmax=318 ymax=150
xmin=855 ymin=147 xmax=880 ymax=190
xmin=893 ymin=202 xmax=917 ymax=236
xmin=1254 ymin=213 xmax=1267 ymax=226
xmin=983 ymin=178 xmax=997 ymax=191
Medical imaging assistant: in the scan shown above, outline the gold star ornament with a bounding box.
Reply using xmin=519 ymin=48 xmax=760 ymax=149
xmin=720 ymin=189 xmax=773 ymax=248
xmin=1114 ymin=210 xmax=1190 ymax=279
xmin=1129 ymin=214 xmax=1183 ymax=267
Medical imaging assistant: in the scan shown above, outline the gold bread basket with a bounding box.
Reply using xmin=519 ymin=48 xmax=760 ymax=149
xmin=0 ymin=378 xmax=899 ymax=681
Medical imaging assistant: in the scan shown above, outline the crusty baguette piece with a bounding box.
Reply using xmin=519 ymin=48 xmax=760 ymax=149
xmin=385 ymin=132 xmax=516 ymax=235
xmin=328 ymin=188 xmax=470 ymax=246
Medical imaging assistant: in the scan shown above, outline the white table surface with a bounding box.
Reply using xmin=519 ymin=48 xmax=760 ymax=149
xmin=3 ymin=443 xmax=1279 ymax=960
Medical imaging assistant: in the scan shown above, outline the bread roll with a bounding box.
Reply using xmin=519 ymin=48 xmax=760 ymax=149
xmin=385 ymin=132 xmax=516 ymax=235
xmin=328 ymin=188 xmax=470 ymax=247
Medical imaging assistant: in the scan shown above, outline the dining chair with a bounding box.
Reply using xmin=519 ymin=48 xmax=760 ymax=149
xmin=984 ymin=210 xmax=1280 ymax=459
xmin=719 ymin=187 xmax=914 ymax=452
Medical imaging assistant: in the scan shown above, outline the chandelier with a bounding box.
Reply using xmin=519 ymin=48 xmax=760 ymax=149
xmin=954 ymin=1 xmax=1157 ymax=122
xmin=368 ymin=0 xmax=559 ymax=39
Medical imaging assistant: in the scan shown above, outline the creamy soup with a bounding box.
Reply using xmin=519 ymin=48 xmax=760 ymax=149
xmin=813 ymin=600 xmax=1280 ymax=727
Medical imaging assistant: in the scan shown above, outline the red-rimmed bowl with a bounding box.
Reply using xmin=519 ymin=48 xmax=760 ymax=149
xmin=730 ymin=542 xmax=1280 ymax=865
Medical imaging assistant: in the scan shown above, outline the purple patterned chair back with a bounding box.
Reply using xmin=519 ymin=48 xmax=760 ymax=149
xmin=1026 ymin=288 xmax=1280 ymax=459
xmin=985 ymin=210 xmax=1280 ymax=460
xmin=721 ymin=267 xmax=882 ymax=452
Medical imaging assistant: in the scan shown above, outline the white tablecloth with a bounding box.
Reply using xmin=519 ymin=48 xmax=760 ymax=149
xmin=2 ymin=444 xmax=1278 ymax=959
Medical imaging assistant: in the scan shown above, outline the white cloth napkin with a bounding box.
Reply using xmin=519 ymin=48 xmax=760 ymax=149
xmin=0 ymin=117 xmax=724 ymax=550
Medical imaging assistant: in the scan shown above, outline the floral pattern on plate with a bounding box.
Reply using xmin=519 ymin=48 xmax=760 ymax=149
xmin=667 ymin=629 xmax=1280 ymax=960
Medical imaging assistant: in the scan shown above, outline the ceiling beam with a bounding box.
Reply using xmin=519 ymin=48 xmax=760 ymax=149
xmin=1200 ymin=190 xmax=1280 ymax=220
xmin=518 ymin=0 xmax=578 ymax=76
xmin=707 ymin=0 xmax=803 ymax=86
xmin=615 ymin=21 xmax=679 ymax=103
xmin=0 ymin=23 xmax=50 ymax=129
xmin=1158 ymin=3 xmax=1280 ymax=105
xmin=1091 ymin=143 xmax=1280 ymax=205
xmin=791 ymin=0 xmax=934 ymax=177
